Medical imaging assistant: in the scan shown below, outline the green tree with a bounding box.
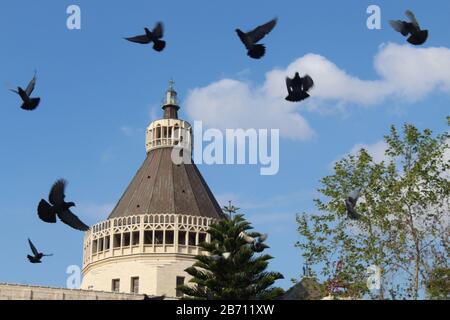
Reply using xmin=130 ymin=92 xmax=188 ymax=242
xmin=178 ymin=213 xmax=284 ymax=300
xmin=426 ymin=267 xmax=450 ymax=300
xmin=296 ymin=119 xmax=449 ymax=300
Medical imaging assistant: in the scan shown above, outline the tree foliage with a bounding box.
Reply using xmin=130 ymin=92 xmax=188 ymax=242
xmin=178 ymin=213 xmax=284 ymax=300
xmin=297 ymin=119 xmax=449 ymax=299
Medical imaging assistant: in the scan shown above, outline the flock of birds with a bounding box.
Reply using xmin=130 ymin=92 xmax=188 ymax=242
xmin=15 ymin=10 xmax=429 ymax=263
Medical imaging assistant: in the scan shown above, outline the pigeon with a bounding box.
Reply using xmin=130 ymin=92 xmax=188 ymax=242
xmin=125 ymin=22 xmax=166 ymax=52
xmin=389 ymin=10 xmax=428 ymax=45
xmin=10 ymin=71 xmax=40 ymax=111
xmin=239 ymin=232 xmax=270 ymax=252
xmin=27 ymin=238 xmax=52 ymax=264
xmin=345 ymin=189 xmax=362 ymax=220
xmin=252 ymin=241 xmax=269 ymax=253
xmin=37 ymin=179 xmax=89 ymax=231
xmin=236 ymin=18 xmax=277 ymax=59
xmin=286 ymin=72 xmax=314 ymax=102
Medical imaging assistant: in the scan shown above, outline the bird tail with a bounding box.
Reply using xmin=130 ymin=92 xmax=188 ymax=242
xmin=27 ymin=255 xmax=34 ymax=262
xmin=37 ymin=199 xmax=57 ymax=223
xmin=153 ymin=40 xmax=166 ymax=52
xmin=21 ymin=98 xmax=40 ymax=111
xmin=248 ymin=44 xmax=266 ymax=59
xmin=286 ymin=91 xmax=310 ymax=102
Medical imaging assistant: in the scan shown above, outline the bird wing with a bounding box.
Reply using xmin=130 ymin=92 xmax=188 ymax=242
xmin=28 ymin=239 xmax=39 ymax=256
xmin=152 ymin=22 xmax=164 ymax=39
xmin=389 ymin=20 xmax=409 ymax=36
xmin=125 ymin=35 xmax=151 ymax=44
xmin=302 ymin=75 xmax=315 ymax=91
xmin=247 ymin=18 xmax=277 ymax=43
xmin=25 ymin=72 xmax=37 ymax=96
xmin=49 ymin=179 xmax=67 ymax=206
xmin=405 ymin=10 xmax=420 ymax=28
xmin=258 ymin=233 xmax=269 ymax=242
xmin=239 ymin=231 xmax=255 ymax=244
xmin=58 ymin=209 xmax=89 ymax=231
xmin=37 ymin=199 xmax=57 ymax=223
xmin=286 ymin=77 xmax=294 ymax=93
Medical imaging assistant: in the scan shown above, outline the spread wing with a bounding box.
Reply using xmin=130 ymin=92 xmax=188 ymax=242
xmin=49 ymin=179 xmax=67 ymax=206
xmin=247 ymin=18 xmax=277 ymax=43
xmin=125 ymin=35 xmax=151 ymax=44
xmin=405 ymin=10 xmax=420 ymax=28
xmin=25 ymin=72 xmax=37 ymax=96
xmin=389 ymin=20 xmax=408 ymax=36
xmin=152 ymin=22 xmax=164 ymax=39
xmin=28 ymin=239 xmax=39 ymax=256
xmin=286 ymin=77 xmax=294 ymax=93
xmin=58 ymin=209 xmax=89 ymax=231
xmin=302 ymin=75 xmax=314 ymax=91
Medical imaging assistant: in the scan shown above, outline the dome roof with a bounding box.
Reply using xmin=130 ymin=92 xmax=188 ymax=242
xmin=108 ymin=147 xmax=223 ymax=219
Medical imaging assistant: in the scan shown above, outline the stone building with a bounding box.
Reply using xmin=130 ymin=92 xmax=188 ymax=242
xmin=80 ymin=82 xmax=223 ymax=298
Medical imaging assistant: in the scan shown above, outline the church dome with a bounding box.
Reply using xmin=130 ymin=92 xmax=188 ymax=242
xmin=81 ymin=81 xmax=223 ymax=298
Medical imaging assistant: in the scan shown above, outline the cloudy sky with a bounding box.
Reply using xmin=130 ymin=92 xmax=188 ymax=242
xmin=0 ymin=0 xmax=449 ymax=290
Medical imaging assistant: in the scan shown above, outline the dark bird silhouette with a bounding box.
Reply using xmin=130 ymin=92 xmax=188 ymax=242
xmin=27 ymin=238 xmax=53 ymax=264
xmin=125 ymin=22 xmax=166 ymax=52
xmin=285 ymin=72 xmax=315 ymax=102
xmin=345 ymin=189 xmax=362 ymax=221
xmin=37 ymin=179 xmax=89 ymax=231
xmin=389 ymin=10 xmax=428 ymax=45
xmin=236 ymin=18 xmax=277 ymax=59
xmin=10 ymin=71 xmax=40 ymax=111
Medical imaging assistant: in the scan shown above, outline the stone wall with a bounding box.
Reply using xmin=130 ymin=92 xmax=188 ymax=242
xmin=0 ymin=283 xmax=147 ymax=300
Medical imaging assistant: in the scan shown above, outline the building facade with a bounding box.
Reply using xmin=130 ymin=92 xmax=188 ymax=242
xmin=81 ymin=82 xmax=223 ymax=298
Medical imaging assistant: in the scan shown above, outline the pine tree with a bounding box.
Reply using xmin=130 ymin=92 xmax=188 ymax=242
xmin=178 ymin=208 xmax=284 ymax=300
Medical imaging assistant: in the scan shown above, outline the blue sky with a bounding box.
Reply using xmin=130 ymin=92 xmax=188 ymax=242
xmin=0 ymin=0 xmax=449 ymax=290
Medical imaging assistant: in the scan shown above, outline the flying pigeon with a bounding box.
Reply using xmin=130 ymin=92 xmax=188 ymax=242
xmin=125 ymin=22 xmax=166 ymax=52
xmin=345 ymin=189 xmax=362 ymax=220
xmin=37 ymin=179 xmax=89 ymax=231
xmin=236 ymin=18 xmax=277 ymax=59
xmin=286 ymin=72 xmax=314 ymax=102
xmin=10 ymin=71 xmax=40 ymax=111
xmin=239 ymin=232 xmax=270 ymax=252
xmin=389 ymin=10 xmax=428 ymax=45
xmin=27 ymin=238 xmax=53 ymax=264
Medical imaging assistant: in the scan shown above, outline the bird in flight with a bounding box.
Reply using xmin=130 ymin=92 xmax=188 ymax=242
xmin=27 ymin=238 xmax=53 ymax=264
xmin=236 ymin=18 xmax=277 ymax=59
xmin=239 ymin=231 xmax=269 ymax=253
xmin=285 ymin=72 xmax=315 ymax=102
xmin=37 ymin=179 xmax=89 ymax=231
xmin=345 ymin=189 xmax=362 ymax=221
xmin=389 ymin=10 xmax=428 ymax=45
xmin=10 ymin=71 xmax=40 ymax=111
xmin=125 ymin=22 xmax=166 ymax=52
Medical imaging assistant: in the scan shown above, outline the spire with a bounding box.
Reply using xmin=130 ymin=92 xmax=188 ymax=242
xmin=162 ymin=79 xmax=180 ymax=119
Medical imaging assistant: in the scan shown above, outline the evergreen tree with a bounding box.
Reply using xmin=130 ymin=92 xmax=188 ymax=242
xmin=178 ymin=208 xmax=284 ymax=300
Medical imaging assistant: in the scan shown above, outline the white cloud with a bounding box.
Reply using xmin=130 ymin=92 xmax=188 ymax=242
xmin=185 ymin=43 xmax=450 ymax=140
xmin=185 ymin=79 xmax=315 ymax=140
xmin=330 ymin=140 xmax=390 ymax=169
